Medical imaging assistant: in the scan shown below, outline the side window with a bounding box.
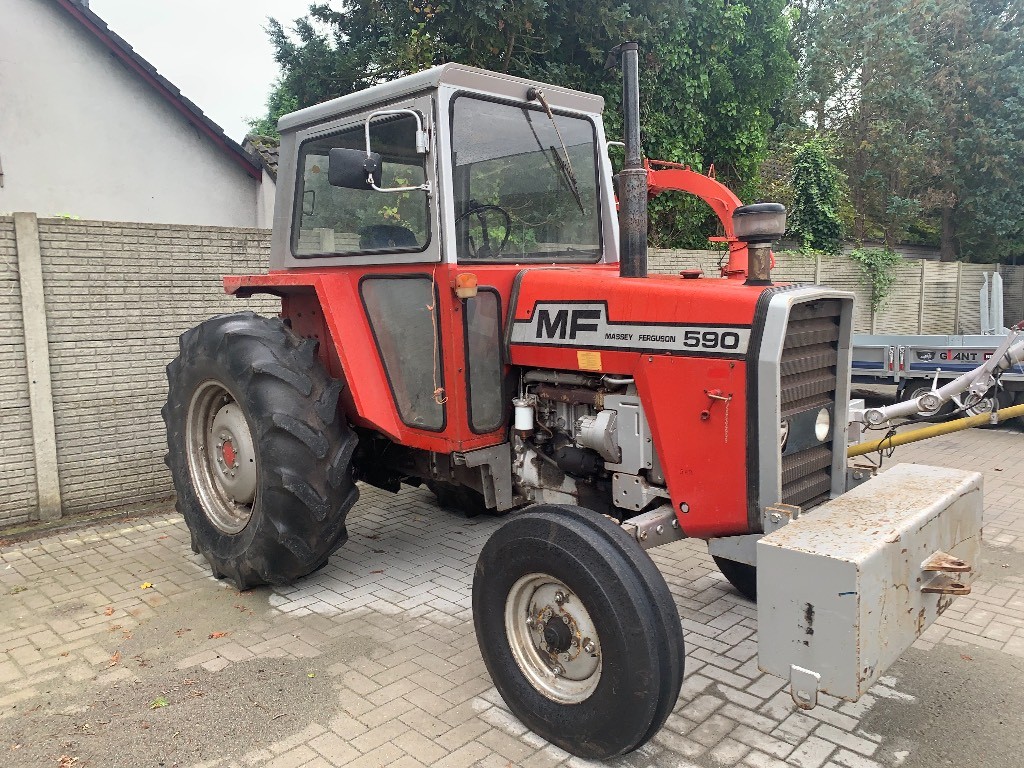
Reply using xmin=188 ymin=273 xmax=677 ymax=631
xmin=464 ymin=291 xmax=504 ymax=432
xmin=293 ymin=114 xmax=430 ymax=257
xmin=360 ymin=277 xmax=445 ymax=431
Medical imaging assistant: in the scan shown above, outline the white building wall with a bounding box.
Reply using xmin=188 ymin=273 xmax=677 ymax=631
xmin=0 ymin=0 xmax=261 ymax=227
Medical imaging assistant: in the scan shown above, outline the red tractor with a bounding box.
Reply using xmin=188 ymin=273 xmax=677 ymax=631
xmin=164 ymin=46 xmax=985 ymax=759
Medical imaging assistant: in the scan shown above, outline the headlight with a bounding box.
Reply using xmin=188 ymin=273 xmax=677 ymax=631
xmin=815 ymin=408 xmax=831 ymax=441
xmin=780 ymin=419 xmax=790 ymax=450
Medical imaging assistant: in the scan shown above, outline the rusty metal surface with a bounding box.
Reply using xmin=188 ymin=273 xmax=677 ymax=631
xmin=756 ymin=463 xmax=983 ymax=704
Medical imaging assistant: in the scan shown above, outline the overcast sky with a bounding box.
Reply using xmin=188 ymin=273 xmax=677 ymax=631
xmin=90 ymin=0 xmax=315 ymax=141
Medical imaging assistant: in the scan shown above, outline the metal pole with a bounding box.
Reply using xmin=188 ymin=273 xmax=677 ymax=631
xmin=847 ymin=402 xmax=1024 ymax=457
xmin=618 ymin=42 xmax=647 ymax=278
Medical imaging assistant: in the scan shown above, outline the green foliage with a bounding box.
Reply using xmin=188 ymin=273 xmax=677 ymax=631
xmin=848 ymin=247 xmax=903 ymax=312
xmin=788 ymin=137 xmax=844 ymax=254
xmin=257 ymin=0 xmax=796 ymax=248
xmin=247 ymin=83 xmax=299 ymax=138
xmin=785 ymin=0 xmax=1024 ymax=262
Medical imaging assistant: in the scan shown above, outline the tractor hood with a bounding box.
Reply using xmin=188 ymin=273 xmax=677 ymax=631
xmin=506 ymin=267 xmax=770 ymax=372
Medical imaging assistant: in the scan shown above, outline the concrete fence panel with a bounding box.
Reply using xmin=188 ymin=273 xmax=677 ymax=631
xmin=0 ymin=218 xmax=38 ymax=524
xmin=0 ymin=223 xmax=1013 ymax=526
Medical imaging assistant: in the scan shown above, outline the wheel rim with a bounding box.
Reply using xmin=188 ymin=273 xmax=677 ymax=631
xmin=504 ymin=573 xmax=602 ymax=704
xmin=186 ymin=380 xmax=258 ymax=534
xmin=954 ymin=392 xmax=994 ymax=418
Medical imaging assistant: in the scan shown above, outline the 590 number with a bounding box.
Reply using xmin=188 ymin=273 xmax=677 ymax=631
xmin=682 ymin=330 xmax=741 ymax=350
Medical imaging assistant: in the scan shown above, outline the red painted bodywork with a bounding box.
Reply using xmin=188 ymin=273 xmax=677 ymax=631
xmin=226 ymin=261 xmax=769 ymax=539
xmin=645 ymin=159 xmax=774 ymax=280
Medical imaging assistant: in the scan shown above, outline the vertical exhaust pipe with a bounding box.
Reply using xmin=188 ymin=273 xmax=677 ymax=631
xmin=615 ymin=42 xmax=647 ymax=278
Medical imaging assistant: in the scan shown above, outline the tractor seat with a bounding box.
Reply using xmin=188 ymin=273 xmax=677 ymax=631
xmin=359 ymin=224 xmax=418 ymax=250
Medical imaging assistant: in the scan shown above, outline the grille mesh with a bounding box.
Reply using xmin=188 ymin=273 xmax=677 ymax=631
xmin=781 ymin=300 xmax=841 ymax=509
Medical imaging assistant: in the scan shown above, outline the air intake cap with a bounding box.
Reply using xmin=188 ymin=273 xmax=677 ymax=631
xmin=733 ymin=203 xmax=787 ymax=244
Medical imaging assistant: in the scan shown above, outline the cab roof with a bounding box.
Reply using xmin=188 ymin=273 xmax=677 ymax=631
xmin=277 ymin=63 xmax=606 ymax=134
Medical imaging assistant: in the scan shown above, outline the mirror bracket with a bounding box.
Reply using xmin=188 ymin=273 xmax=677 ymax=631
xmin=363 ymin=108 xmax=432 ymax=194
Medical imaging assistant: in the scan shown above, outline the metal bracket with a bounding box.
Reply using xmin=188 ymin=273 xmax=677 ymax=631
xmin=922 ymin=551 xmax=971 ymax=573
xmin=789 ymin=665 xmax=821 ymax=710
xmin=621 ymin=504 xmax=683 ymax=550
xmin=612 ymin=472 xmax=670 ymax=513
xmin=763 ymin=503 xmax=801 ymax=534
xmin=707 ymin=534 xmax=761 ymax=566
xmin=920 ymin=550 xmax=972 ymax=595
xmin=455 ymin=444 xmax=514 ymax=511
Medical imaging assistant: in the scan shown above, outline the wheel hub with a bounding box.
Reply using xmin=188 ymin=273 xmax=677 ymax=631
xmin=504 ymin=574 xmax=602 ymax=704
xmin=543 ymin=616 xmax=572 ymax=654
xmin=186 ymin=382 xmax=259 ymax=535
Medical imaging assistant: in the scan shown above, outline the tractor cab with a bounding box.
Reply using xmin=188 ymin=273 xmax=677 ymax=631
xmin=269 ymin=63 xmax=617 ymax=271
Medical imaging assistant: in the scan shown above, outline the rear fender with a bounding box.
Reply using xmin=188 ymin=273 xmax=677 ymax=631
xmin=225 ymin=273 xmax=405 ymax=440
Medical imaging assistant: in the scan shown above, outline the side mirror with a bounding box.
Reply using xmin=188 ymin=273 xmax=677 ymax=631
xmin=328 ymin=147 xmax=383 ymax=189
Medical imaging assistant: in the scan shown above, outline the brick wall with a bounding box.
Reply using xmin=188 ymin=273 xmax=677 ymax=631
xmin=0 ymin=221 xmax=1019 ymax=527
xmin=0 ymin=219 xmax=38 ymax=524
xmin=0 ymin=217 xmax=276 ymax=526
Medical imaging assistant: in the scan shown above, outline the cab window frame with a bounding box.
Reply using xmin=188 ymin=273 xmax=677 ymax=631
xmin=448 ymin=91 xmax=604 ymax=265
xmin=290 ymin=110 xmax=433 ymax=260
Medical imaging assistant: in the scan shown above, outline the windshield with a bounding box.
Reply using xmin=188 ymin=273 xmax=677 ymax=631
xmin=451 ymin=96 xmax=602 ymax=263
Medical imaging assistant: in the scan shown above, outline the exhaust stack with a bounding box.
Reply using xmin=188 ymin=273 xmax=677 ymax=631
xmin=615 ymin=42 xmax=647 ymax=278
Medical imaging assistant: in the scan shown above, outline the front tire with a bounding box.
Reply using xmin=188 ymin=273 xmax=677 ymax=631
xmin=712 ymin=555 xmax=757 ymax=601
xmin=163 ymin=312 xmax=358 ymax=590
xmin=473 ymin=505 xmax=684 ymax=759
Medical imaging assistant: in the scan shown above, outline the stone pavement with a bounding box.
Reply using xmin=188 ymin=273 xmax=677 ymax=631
xmin=1 ymin=427 xmax=1022 ymax=768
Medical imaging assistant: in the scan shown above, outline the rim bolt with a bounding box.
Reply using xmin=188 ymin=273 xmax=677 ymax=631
xmin=554 ymin=592 xmax=566 ymax=605
xmin=552 ymin=664 xmax=564 ymax=676
xmin=562 ymin=616 xmax=570 ymax=625
xmin=525 ymin=616 xmax=535 ymax=628
xmin=583 ymin=639 xmax=596 ymax=654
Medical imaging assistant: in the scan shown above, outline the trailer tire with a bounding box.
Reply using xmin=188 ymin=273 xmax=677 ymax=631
xmin=712 ymin=555 xmax=757 ymax=601
xmin=473 ymin=505 xmax=684 ymax=759
xmin=163 ymin=312 xmax=358 ymax=590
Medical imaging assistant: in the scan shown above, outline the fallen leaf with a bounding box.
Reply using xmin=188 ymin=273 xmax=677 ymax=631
xmin=150 ymin=696 xmax=169 ymax=710
xmin=8 ymin=586 xmax=26 ymax=595
xmin=58 ymin=755 xmax=78 ymax=768
xmin=209 ymin=631 xmax=229 ymax=640
xmin=156 ymin=535 xmax=169 ymax=540
xmin=104 ymin=607 xmax=114 ymax=616
xmin=961 ymin=653 xmax=973 ymax=661
xmin=307 ymin=673 xmax=316 ymax=678
xmin=140 ymin=582 xmax=153 ymax=590
xmin=108 ymin=651 xmax=121 ymax=667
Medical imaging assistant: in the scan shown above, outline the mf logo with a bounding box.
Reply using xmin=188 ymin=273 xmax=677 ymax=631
xmin=535 ymin=308 xmax=602 ymax=340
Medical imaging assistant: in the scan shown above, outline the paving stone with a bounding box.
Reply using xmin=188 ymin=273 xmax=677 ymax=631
xmin=1 ymin=428 xmax=1022 ymax=767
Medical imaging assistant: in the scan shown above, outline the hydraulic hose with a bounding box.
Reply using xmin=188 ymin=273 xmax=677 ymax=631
xmin=847 ymin=402 xmax=1024 ymax=457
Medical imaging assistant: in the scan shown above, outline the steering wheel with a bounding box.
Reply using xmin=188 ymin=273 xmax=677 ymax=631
xmin=455 ymin=202 xmax=512 ymax=258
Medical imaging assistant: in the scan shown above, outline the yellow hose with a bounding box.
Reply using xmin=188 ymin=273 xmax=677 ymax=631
xmin=847 ymin=401 xmax=1024 ymax=457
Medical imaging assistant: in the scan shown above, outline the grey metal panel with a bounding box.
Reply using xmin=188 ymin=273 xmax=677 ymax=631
xmin=278 ymin=63 xmax=604 ymax=134
xmin=756 ymin=287 xmax=854 ymax=524
xmin=757 ymin=463 xmax=982 ymax=703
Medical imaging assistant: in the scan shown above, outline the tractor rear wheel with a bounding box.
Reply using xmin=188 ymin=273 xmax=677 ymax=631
xmin=163 ymin=312 xmax=358 ymax=590
xmin=472 ymin=505 xmax=684 ymax=759
xmin=712 ymin=555 xmax=757 ymax=601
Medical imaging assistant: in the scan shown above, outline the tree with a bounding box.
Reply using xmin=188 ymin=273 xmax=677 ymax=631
xmin=788 ymin=137 xmax=844 ymax=253
xmin=781 ymin=0 xmax=1024 ymax=261
xmin=254 ymin=1 xmax=796 ymax=248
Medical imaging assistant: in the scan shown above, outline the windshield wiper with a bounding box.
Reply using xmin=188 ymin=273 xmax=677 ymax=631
xmin=527 ymin=87 xmax=585 ymax=215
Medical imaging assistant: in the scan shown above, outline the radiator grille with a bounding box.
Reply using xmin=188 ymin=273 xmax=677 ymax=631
xmin=781 ymin=299 xmax=842 ymax=509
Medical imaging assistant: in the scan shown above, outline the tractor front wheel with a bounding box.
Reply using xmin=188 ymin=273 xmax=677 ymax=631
xmin=712 ymin=555 xmax=757 ymax=601
xmin=163 ymin=312 xmax=358 ymax=590
xmin=472 ymin=505 xmax=684 ymax=759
